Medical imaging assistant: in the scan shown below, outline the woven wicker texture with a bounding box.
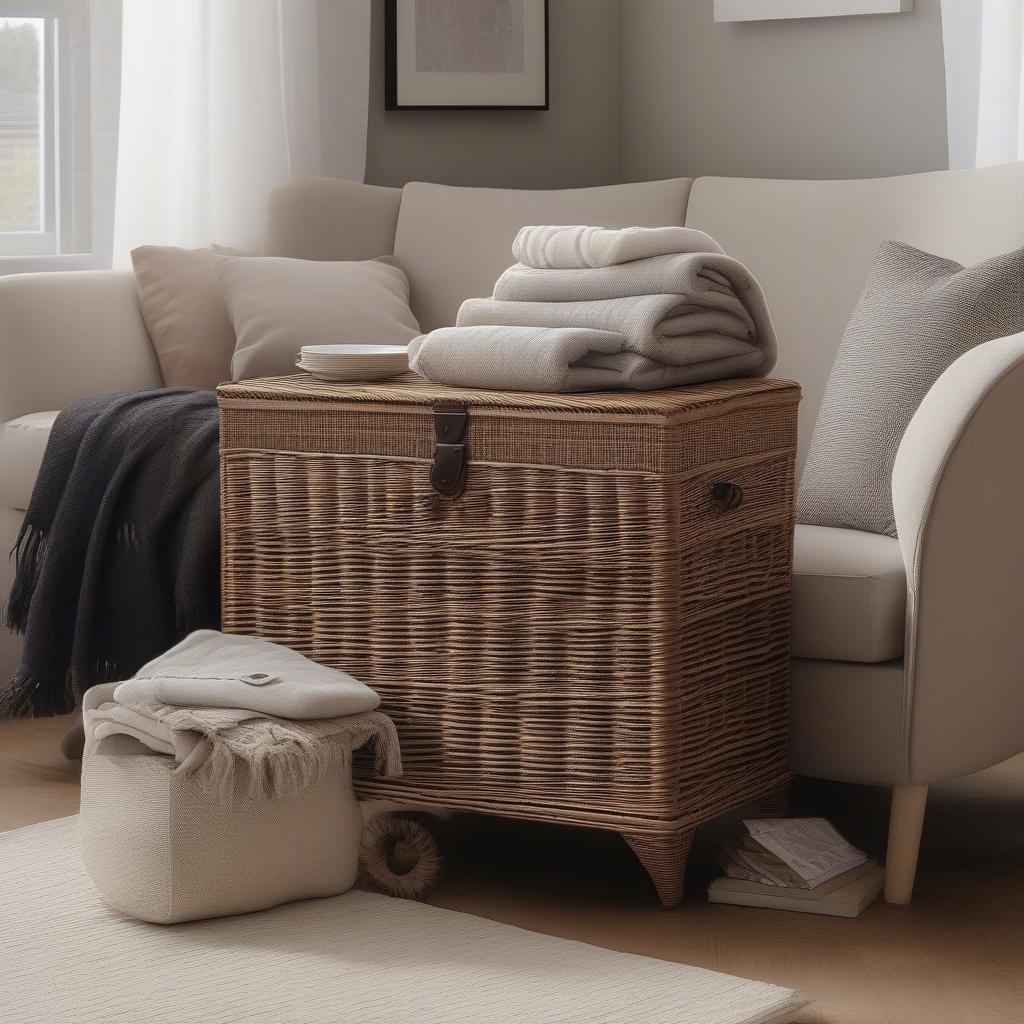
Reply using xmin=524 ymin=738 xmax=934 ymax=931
xmin=219 ymin=374 xmax=800 ymax=906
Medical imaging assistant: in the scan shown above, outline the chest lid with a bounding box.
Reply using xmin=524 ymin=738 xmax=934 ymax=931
xmin=218 ymin=373 xmax=800 ymax=476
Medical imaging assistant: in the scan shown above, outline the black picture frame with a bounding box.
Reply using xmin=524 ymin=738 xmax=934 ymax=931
xmin=385 ymin=0 xmax=549 ymax=111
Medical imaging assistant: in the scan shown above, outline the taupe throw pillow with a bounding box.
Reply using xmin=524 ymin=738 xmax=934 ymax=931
xmin=131 ymin=245 xmax=249 ymax=389
xmin=221 ymin=256 xmax=421 ymax=381
xmin=798 ymin=241 xmax=1024 ymax=538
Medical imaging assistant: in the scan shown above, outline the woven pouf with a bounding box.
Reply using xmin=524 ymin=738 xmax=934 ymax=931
xmin=79 ymin=684 xmax=367 ymax=924
xmin=360 ymin=812 xmax=444 ymax=899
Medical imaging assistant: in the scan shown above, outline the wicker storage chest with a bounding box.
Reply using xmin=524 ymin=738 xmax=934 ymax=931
xmin=218 ymin=374 xmax=800 ymax=906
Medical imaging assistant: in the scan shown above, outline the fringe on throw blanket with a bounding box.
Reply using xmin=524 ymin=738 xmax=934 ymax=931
xmin=3 ymin=522 xmax=46 ymax=636
xmin=87 ymin=698 xmax=403 ymax=806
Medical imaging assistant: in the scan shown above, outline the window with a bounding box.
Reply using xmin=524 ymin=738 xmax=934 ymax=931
xmin=0 ymin=13 xmax=53 ymax=254
xmin=0 ymin=1 xmax=113 ymax=267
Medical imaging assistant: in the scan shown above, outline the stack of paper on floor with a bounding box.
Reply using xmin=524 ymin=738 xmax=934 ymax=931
xmin=709 ymin=818 xmax=884 ymax=918
xmin=408 ymin=224 xmax=779 ymax=393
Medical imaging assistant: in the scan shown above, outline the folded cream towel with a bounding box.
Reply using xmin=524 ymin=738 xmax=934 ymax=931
xmin=409 ymin=325 xmax=644 ymax=392
xmin=410 ymin=227 xmax=777 ymax=393
xmin=458 ymin=289 xmax=773 ymax=373
xmin=113 ymin=629 xmax=379 ymax=720
xmin=88 ymin=698 xmax=402 ymax=803
xmin=409 ymin=323 xmax=757 ymax=392
xmin=512 ymin=225 xmax=724 ymax=270
xmin=494 ymin=251 xmax=760 ymax=316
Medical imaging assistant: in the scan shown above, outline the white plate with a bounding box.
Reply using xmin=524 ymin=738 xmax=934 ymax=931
xmin=296 ymin=343 xmax=408 ymax=382
xmin=299 ymin=362 xmax=405 ymax=374
xmin=296 ymin=360 xmax=406 ymax=382
xmin=300 ymin=344 xmax=409 ymax=357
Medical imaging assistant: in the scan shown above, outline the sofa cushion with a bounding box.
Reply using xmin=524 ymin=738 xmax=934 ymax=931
xmin=394 ymin=179 xmax=693 ymax=332
xmin=131 ymin=245 xmax=243 ymax=390
xmin=0 ymin=270 xmax=162 ymax=425
xmin=791 ymin=524 xmax=906 ymax=663
xmin=0 ymin=411 xmax=58 ymax=511
xmin=221 ymin=256 xmax=421 ymax=381
xmin=797 ymin=241 xmax=1024 ymax=538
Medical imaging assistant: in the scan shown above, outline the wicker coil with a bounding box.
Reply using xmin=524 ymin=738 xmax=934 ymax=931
xmin=218 ymin=374 xmax=800 ymax=907
xmin=360 ymin=812 xmax=444 ymax=900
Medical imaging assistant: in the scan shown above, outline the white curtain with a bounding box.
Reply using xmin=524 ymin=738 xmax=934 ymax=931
xmin=113 ymin=0 xmax=370 ymax=263
xmin=941 ymin=0 xmax=1024 ymax=169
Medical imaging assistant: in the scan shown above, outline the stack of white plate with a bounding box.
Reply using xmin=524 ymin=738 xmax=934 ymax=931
xmin=297 ymin=344 xmax=409 ymax=382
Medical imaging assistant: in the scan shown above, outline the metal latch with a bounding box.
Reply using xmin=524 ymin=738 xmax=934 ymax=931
xmin=430 ymin=404 xmax=469 ymax=498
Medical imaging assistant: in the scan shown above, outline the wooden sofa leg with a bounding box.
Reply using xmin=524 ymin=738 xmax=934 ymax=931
xmin=885 ymin=783 xmax=928 ymax=905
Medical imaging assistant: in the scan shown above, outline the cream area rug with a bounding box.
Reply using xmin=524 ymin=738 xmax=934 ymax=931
xmin=1 ymin=817 xmax=808 ymax=1024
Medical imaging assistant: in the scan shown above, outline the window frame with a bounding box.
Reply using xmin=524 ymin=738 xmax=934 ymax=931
xmin=0 ymin=0 xmax=99 ymax=268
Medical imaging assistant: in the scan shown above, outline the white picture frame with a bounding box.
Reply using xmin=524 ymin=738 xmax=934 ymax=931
xmin=714 ymin=0 xmax=913 ymax=21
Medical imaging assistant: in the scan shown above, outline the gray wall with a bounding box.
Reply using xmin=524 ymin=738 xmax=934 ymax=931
xmin=620 ymin=0 xmax=949 ymax=182
xmin=363 ymin=0 xmax=621 ymax=189
xmin=359 ymin=0 xmax=949 ymax=188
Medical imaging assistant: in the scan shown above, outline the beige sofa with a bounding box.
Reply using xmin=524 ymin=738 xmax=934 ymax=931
xmin=2 ymin=163 xmax=1022 ymax=903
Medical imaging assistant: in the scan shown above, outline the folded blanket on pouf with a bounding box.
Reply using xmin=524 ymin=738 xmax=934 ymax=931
xmin=408 ymin=224 xmax=778 ymax=393
xmin=91 ymin=703 xmax=402 ymax=800
xmin=90 ymin=702 xmax=402 ymax=803
xmin=2 ymin=389 xmax=221 ymax=719
xmin=113 ymin=629 xmax=381 ymax=718
xmin=88 ymin=630 xmax=399 ymax=802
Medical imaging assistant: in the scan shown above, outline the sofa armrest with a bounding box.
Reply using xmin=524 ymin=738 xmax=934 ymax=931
xmin=892 ymin=332 xmax=1024 ymax=783
xmin=0 ymin=270 xmax=162 ymax=424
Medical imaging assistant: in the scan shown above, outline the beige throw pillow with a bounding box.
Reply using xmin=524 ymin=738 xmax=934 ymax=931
xmin=131 ymin=245 xmax=244 ymax=389
xmin=221 ymin=256 xmax=421 ymax=381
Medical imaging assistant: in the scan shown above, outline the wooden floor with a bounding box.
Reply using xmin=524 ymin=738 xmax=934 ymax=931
xmin=3 ymin=715 xmax=1023 ymax=1024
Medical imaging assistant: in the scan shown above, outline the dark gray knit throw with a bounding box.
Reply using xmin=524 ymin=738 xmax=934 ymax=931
xmin=2 ymin=389 xmax=221 ymax=718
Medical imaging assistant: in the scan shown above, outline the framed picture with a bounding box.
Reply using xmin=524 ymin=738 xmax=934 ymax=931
xmin=385 ymin=0 xmax=549 ymax=111
xmin=714 ymin=0 xmax=912 ymax=20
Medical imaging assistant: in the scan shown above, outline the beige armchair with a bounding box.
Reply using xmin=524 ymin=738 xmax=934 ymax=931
xmin=793 ymin=332 xmax=1024 ymax=901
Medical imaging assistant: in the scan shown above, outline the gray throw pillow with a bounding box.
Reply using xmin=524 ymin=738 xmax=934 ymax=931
xmin=798 ymin=240 xmax=1024 ymax=538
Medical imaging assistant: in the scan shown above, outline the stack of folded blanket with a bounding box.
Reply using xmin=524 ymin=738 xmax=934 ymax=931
xmin=85 ymin=629 xmax=402 ymax=803
xmin=408 ymin=224 xmax=778 ymax=393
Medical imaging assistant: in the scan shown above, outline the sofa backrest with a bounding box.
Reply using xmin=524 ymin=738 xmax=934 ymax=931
xmin=392 ymin=180 xmax=693 ymax=333
xmin=265 ymin=178 xmax=693 ymax=334
xmin=265 ymin=177 xmax=403 ymax=263
xmin=685 ymin=163 xmax=1024 ymax=464
xmin=267 ymin=163 xmax=1024 ymax=468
